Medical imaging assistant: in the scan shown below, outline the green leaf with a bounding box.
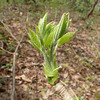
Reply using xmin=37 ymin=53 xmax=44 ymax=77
xmin=28 ymin=40 xmax=41 ymax=52
xmin=54 ymin=13 xmax=67 ymax=42
xmin=39 ymin=98 xmax=43 ymax=100
xmin=44 ymin=22 xmax=55 ymax=36
xmin=0 ymin=78 xmax=7 ymax=82
xmin=43 ymin=22 xmax=55 ymax=48
xmin=45 ymin=13 xmax=70 ymax=47
xmin=43 ymin=34 xmax=48 ymax=48
xmin=57 ymin=32 xmax=75 ymax=46
xmin=44 ymin=28 xmax=55 ymax=48
xmin=66 ymin=19 xmax=71 ymax=30
xmin=1 ymin=65 xmax=7 ymax=69
xmin=41 ymin=88 xmax=46 ymax=93
xmin=6 ymin=64 xmax=12 ymax=68
xmin=38 ymin=13 xmax=47 ymax=37
xmin=35 ymin=24 xmax=39 ymax=35
xmin=28 ymin=29 xmax=41 ymax=48
xmin=46 ymin=31 xmax=54 ymax=47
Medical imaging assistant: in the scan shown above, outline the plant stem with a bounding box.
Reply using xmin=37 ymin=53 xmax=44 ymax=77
xmin=53 ymin=44 xmax=58 ymax=67
xmin=42 ymin=51 xmax=51 ymax=69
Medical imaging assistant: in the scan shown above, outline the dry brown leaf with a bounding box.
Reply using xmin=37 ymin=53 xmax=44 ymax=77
xmin=15 ymin=75 xmax=32 ymax=83
xmin=21 ymin=84 xmax=29 ymax=91
xmin=21 ymin=75 xmax=32 ymax=83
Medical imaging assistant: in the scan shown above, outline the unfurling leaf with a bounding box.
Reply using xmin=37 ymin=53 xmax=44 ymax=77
xmin=38 ymin=13 xmax=47 ymax=37
xmin=53 ymin=13 xmax=67 ymax=42
xmin=57 ymin=32 xmax=75 ymax=46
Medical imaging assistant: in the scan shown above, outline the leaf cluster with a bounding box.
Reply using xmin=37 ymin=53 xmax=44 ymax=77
xmin=28 ymin=13 xmax=75 ymax=85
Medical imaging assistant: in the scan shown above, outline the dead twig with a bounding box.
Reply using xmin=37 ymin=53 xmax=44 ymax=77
xmin=11 ymin=32 xmax=25 ymax=100
xmin=71 ymin=46 xmax=100 ymax=70
xmin=0 ymin=19 xmax=20 ymax=44
xmin=87 ymin=0 xmax=99 ymax=18
xmin=0 ymin=16 xmax=28 ymax=100
xmin=0 ymin=47 xmax=13 ymax=55
xmin=11 ymin=14 xmax=28 ymax=100
xmin=0 ymin=41 xmax=13 ymax=55
xmin=11 ymin=33 xmax=25 ymax=100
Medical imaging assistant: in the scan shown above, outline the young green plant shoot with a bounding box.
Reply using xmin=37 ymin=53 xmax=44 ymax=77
xmin=28 ymin=13 xmax=75 ymax=85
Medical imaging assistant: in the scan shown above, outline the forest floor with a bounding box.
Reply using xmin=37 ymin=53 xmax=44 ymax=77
xmin=0 ymin=4 xmax=100 ymax=100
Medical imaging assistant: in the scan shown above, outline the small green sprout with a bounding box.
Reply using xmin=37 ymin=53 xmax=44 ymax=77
xmin=28 ymin=13 xmax=75 ymax=85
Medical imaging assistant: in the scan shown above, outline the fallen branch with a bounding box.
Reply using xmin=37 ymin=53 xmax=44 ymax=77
xmin=0 ymin=18 xmax=26 ymax=100
xmin=0 ymin=19 xmax=20 ymax=44
xmin=0 ymin=41 xmax=13 ymax=55
xmin=11 ymin=14 xmax=29 ymax=100
xmin=87 ymin=0 xmax=99 ymax=18
xmin=11 ymin=32 xmax=25 ymax=100
xmin=71 ymin=46 xmax=100 ymax=70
